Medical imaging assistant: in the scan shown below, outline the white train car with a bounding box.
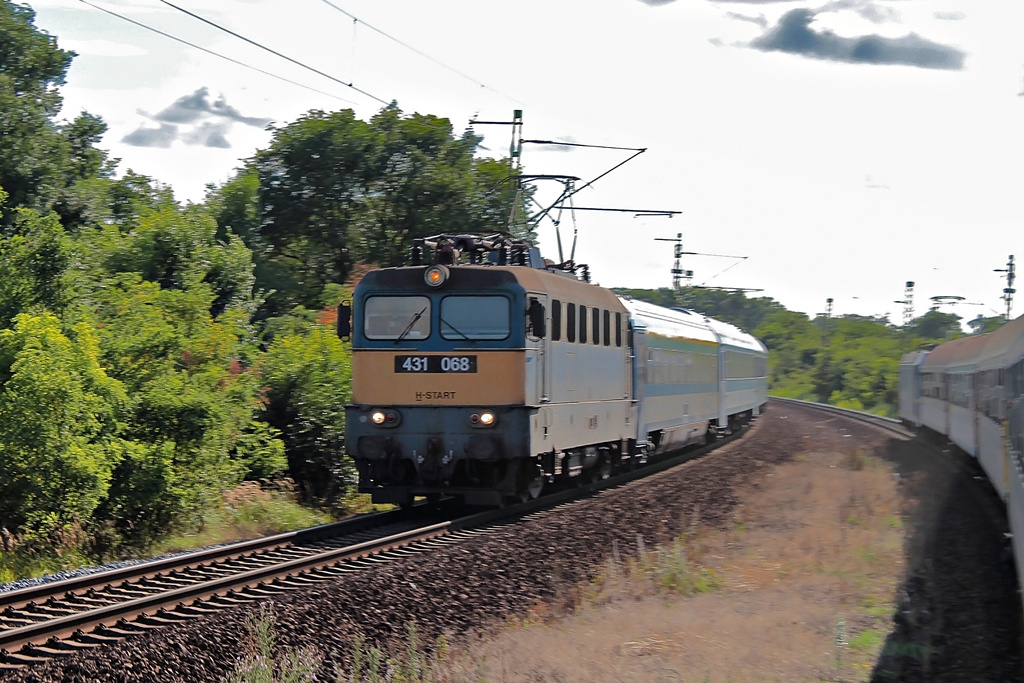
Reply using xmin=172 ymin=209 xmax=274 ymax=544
xmin=621 ymin=299 xmax=722 ymax=453
xmin=620 ymin=299 xmax=768 ymax=453
xmin=703 ymin=315 xmax=769 ymax=430
xmin=899 ymin=314 xmax=1024 ymax=612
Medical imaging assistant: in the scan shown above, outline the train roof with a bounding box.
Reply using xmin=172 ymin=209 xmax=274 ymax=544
xmin=920 ymin=335 xmax=988 ymax=373
xmin=899 ymin=349 xmax=931 ymax=367
xmin=616 ymin=297 xmax=767 ymax=351
xmin=356 ymin=264 xmax=626 ymax=311
xmin=976 ymin=313 xmax=1024 ymax=372
xmin=919 ymin=313 xmax=1024 ymax=373
xmin=617 ymin=298 xmax=717 ymax=344
xmin=700 ymin=315 xmax=768 ymax=354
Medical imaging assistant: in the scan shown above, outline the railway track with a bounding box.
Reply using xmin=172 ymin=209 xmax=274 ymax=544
xmin=0 ymin=507 xmax=460 ymax=671
xmin=0 ymin=424 xmax=751 ymax=672
xmin=770 ymin=396 xmax=914 ymax=439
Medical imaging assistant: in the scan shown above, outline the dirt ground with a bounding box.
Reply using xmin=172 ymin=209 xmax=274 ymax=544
xmin=448 ymin=413 xmax=1022 ymax=682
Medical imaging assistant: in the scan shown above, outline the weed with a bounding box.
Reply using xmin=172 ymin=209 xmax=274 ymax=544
xmin=884 ymin=515 xmax=903 ymax=530
xmin=849 ymin=627 xmax=885 ymax=653
xmin=224 ymin=603 xmax=321 ymax=683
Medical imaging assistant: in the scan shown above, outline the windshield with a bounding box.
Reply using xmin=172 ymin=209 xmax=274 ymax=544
xmin=440 ymin=296 xmax=510 ymax=340
xmin=364 ymin=296 xmax=431 ymax=340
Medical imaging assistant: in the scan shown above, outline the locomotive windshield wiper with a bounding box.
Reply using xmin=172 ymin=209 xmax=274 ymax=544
xmin=395 ymin=306 xmax=427 ymax=343
xmin=440 ymin=317 xmax=470 ymax=340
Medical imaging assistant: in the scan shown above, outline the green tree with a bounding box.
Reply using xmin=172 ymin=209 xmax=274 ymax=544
xmin=226 ymin=104 xmax=523 ymax=316
xmin=904 ymin=309 xmax=962 ymax=341
xmin=754 ymin=310 xmax=821 ymax=400
xmin=86 ymin=276 xmax=280 ymax=545
xmin=0 ymin=1 xmax=72 ymax=223
xmin=0 ymin=313 xmax=129 ymax=539
xmin=257 ymin=322 xmax=352 ymax=510
xmin=0 ymin=2 xmax=113 ymax=231
xmin=0 ymin=206 xmax=71 ymax=327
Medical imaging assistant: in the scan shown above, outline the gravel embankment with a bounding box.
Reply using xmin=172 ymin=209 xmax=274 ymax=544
xmin=4 ymin=402 xmax=1019 ymax=682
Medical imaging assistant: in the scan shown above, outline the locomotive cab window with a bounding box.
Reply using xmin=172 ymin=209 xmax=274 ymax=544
xmin=440 ymin=296 xmax=510 ymax=340
xmin=551 ymin=300 xmax=562 ymax=341
xmin=579 ymin=305 xmax=587 ymax=344
xmin=364 ymin=296 xmax=431 ymax=340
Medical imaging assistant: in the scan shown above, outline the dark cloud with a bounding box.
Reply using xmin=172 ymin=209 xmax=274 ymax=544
xmin=122 ymin=124 xmax=178 ymax=148
xmin=149 ymin=87 xmax=272 ymax=128
xmin=751 ymin=9 xmax=965 ymax=70
xmin=124 ymin=87 xmax=273 ymax=149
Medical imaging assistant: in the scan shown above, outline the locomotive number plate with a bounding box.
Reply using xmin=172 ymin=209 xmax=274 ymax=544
xmin=395 ymin=355 xmax=477 ymax=373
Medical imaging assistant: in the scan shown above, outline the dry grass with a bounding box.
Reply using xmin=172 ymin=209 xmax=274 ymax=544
xmin=439 ymin=444 xmax=905 ymax=682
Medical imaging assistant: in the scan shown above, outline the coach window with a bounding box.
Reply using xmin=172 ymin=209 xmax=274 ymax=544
xmin=579 ymin=305 xmax=588 ymax=344
xmin=365 ymin=296 xmax=431 ymax=340
xmin=592 ymin=308 xmax=600 ymax=345
xmin=567 ymin=303 xmax=577 ymax=343
xmin=551 ymin=300 xmax=562 ymax=341
xmin=439 ymin=296 xmax=510 ymax=340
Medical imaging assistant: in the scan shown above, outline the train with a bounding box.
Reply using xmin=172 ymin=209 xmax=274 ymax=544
xmin=897 ymin=313 xmax=1024 ymax=602
xmin=338 ymin=234 xmax=769 ymax=506
xmin=898 ymin=313 xmax=1024 ymax=498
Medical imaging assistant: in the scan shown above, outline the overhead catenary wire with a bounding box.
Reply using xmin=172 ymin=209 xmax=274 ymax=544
xmin=318 ymin=0 xmax=523 ymax=105
xmin=77 ymin=0 xmax=357 ymax=105
xmin=156 ymin=0 xmax=390 ymax=106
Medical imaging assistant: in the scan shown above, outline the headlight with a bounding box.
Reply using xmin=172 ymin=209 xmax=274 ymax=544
xmin=424 ymin=265 xmax=449 ymax=287
xmin=469 ymin=410 xmax=497 ymax=427
xmin=369 ymin=409 xmax=400 ymax=427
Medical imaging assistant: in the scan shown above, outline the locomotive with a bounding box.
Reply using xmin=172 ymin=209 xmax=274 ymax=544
xmin=338 ymin=234 xmax=768 ymax=506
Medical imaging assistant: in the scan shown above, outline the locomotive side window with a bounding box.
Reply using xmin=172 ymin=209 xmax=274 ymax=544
xmin=615 ymin=313 xmax=622 ymax=347
xmin=365 ymin=296 xmax=430 ymax=340
xmin=579 ymin=305 xmax=587 ymax=344
xmin=567 ymin=303 xmax=577 ymax=343
xmin=603 ymin=310 xmax=610 ymax=346
xmin=551 ymin=300 xmax=562 ymax=341
xmin=592 ymin=308 xmax=600 ymax=345
xmin=439 ymin=296 xmax=510 ymax=340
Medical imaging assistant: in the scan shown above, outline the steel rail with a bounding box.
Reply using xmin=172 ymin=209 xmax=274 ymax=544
xmin=0 ymin=506 xmax=418 ymax=610
xmin=768 ymin=396 xmax=914 ymax=439
xmin=0 ymin=522 xmax=451 ymax=657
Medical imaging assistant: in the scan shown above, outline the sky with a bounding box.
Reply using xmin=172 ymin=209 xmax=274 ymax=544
xmin=21 ymin=0 xmax=1024 ymax=325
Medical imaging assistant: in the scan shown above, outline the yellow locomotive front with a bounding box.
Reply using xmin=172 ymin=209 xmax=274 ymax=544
xmin=343 ymin=242 xmax=549 ymax=506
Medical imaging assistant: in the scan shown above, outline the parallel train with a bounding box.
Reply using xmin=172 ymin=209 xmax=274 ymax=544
xmin=338 ymin=234 xmax=768 ymax=506
xmin=898 ymin=313 xmax=1024 ymax=597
